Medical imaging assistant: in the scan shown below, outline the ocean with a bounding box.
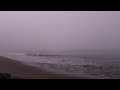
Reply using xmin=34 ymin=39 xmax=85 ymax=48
xmin=0 ymin=50 xmax=120 ymax=79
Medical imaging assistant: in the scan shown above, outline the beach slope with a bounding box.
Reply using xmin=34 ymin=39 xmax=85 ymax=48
xmin=0 ymin=56 xmax=81 ymax=79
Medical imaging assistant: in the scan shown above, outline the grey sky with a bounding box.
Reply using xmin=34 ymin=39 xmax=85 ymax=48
xmin=0 ymin=11 xmax=120 ymax=51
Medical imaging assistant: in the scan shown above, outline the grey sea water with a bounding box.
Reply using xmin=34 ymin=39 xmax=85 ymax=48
xmin=0 ymin=50 xmax=120 ymax=79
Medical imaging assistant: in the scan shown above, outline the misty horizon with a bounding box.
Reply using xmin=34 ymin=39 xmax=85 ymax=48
xmin=0 ymin=11 xmax=120 ymax=52
xmin=1 ymin=11 xmax=120 ymax=79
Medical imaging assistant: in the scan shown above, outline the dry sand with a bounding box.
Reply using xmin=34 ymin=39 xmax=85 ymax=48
xmin=0 ymin=56 xmax=82 ymax=79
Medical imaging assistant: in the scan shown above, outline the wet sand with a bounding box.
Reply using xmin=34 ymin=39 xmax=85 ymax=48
xmin=0 ymin=56 xmax=82 ymax=79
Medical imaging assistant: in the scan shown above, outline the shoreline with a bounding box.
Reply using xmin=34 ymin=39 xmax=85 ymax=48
xmin=0 ymin=56 xmax=83 ymax=79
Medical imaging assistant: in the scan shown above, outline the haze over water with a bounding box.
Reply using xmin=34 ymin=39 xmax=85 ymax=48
xmin=0 ymin=11 xmax=120 ymax=79
xmin=0 ymin=11 xmax=120 ymax=52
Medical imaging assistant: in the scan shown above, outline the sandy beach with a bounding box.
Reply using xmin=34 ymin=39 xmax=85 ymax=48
xmin=0 ymin=56 xmax=82 ymax=79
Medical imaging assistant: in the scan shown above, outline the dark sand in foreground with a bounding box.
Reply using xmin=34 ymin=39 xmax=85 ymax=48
xmin=0 ymin=56 xmax=82 ymax=79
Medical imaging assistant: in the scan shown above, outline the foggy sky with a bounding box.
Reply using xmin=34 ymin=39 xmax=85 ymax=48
xmin=0 ymin=11 xmax=120 ymax=51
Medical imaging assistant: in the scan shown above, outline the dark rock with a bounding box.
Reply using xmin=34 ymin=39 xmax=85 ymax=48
xmin=0 ymin=73 xmax=12 ymax=79
xmin=12 ymin=77 xmax=22 ymax=79
xmin=0 ymin=73 xmax=22 ymax=79
xmin=83 ymin=65 xmax=91 ymax=67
